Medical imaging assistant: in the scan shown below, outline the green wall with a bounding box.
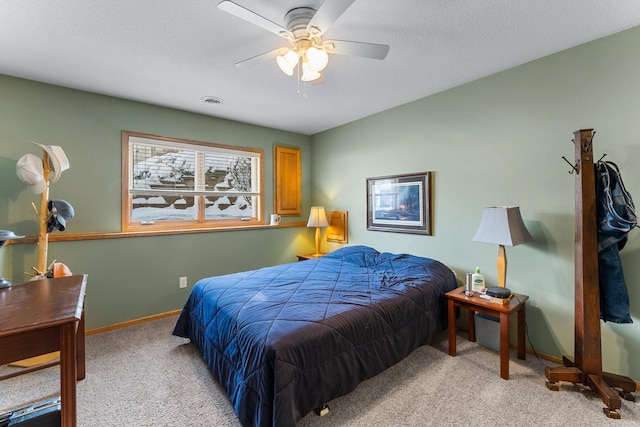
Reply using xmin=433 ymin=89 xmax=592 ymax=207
xmin=311 ymin=26 xmax=640 ymax=380
xmin=0 ymin=75 xmax=316 ymax=328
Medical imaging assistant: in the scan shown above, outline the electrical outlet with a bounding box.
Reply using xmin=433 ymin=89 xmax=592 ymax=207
xmin=179 ymin=276 xmax=187 ymax=289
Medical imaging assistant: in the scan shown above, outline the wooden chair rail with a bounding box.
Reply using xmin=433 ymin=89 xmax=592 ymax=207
xmin=4 ymin=221 xmax=307 ymax=244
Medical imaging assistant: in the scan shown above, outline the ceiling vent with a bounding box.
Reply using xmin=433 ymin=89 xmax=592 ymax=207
xmin=201 ymin=96 xmax=224 ymax=105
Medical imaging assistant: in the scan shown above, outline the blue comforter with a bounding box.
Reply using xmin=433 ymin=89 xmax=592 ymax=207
xmin=173 ymin=245 xmax=456 ymax=427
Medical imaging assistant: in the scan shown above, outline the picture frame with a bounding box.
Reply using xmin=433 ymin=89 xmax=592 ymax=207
xmin=366 ymin=172 xmax=432 ymax=235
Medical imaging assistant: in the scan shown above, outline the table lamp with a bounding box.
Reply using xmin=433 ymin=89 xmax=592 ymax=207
xmin=472 ymin=206 xmax=533 ymax=288
xmin=0 ymin=230 xmax=25 ymax=288
xmin=307 ymin=206 xmax=329 ymax=256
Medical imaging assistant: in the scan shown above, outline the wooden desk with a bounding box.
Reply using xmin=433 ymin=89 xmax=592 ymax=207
xmin=0 ymin=274 xmax=87 ymax=427
xmin=445 ymin=286 xmax=528 ymax=380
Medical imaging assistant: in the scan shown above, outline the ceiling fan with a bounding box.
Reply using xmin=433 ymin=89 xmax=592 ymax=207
xmin=217 ymin=0 xmax=390 ymax=84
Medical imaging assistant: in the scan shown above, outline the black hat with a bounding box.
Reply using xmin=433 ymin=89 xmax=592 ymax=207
xmin=47 ymin=200 xmax=75 ymax=232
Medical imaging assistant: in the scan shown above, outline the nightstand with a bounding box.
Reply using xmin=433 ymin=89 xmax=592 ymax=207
xmin=445 ymin=286 xmax=529 ymax=380
xmin=296 ymin=253 xmax=326 ymax=261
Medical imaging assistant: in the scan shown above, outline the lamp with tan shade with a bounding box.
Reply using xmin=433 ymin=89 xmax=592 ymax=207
xmin=472 ymin=206 xmax=534 ymax=289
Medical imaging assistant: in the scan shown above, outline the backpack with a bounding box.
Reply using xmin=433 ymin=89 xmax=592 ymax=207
xmin=595 ymin=160 xmax=638 ymax=239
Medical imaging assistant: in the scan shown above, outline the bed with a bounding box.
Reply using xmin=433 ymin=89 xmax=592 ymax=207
xmin=172 ymin=245 xmax=457 ymax=427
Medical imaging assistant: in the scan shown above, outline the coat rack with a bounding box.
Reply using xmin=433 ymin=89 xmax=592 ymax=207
xmin=545 ymin=129 xmax=635 ymax=419
xmin=25 ymin=143 xmax=72 ymax=278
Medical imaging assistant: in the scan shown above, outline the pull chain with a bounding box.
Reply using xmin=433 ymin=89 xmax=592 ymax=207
xmin=295 ymin=60 xmax=308 ymax=99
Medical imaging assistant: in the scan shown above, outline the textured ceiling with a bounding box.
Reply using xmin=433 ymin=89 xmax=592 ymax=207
xmin=1 ymin=1 xmax=640 ymax=135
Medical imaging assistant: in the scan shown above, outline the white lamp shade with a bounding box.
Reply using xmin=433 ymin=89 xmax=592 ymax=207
xmin=306 ymin=47 xmax=329 ymax=72
xmin=300 ymin=62 xmax=321 ymax=82
xmin=472 ymin=206 xmax=533 ymax=246
xmin=276 ymin=50 xmax=299 ymax=76
xmin=307 ymin=206 xmax=329 ymax=227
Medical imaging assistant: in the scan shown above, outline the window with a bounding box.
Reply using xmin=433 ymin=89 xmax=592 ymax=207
xmin=122 ymin=131 xmax=263 ymax=231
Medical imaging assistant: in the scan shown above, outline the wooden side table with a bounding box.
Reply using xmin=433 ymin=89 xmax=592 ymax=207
xmin=296 ymin=253 xmax=326 ymax=261
xmin=445 ymin=286 xmax=529 ymax=380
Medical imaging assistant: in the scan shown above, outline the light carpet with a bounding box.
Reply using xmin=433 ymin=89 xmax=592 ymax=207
xmin=1 ymin=315 xmax=638 ymax=426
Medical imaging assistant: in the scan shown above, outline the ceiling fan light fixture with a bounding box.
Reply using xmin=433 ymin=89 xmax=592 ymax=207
xmin=306 ymin=47 xmax=329 ymax=72
xmin=276 ymin=49 xmax=299 ymax=76
xmin=301 ymin=62 xmax=322 ymax=82
xmin=218 ymin=1 xmax=391 ymax=92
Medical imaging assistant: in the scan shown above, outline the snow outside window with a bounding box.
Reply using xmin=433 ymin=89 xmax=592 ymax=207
xmin=122 ymin=131 xmax=263 ymax=231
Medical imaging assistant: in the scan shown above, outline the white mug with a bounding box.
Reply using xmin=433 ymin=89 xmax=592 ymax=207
xmin=270 ymin=214 xmax=281 ymax=226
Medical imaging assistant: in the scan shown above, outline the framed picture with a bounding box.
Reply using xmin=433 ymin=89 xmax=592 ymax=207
xmin=366 ymin=172 xmax=432 ymax=235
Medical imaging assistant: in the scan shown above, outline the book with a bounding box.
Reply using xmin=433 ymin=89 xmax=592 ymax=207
xmin=478 ymin=293 xmax=513 ymax=305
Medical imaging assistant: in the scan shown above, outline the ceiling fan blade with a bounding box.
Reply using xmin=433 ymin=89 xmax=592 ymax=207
xmin=218 ymin=1 xmax=292 ymax=39
xmin=234 ymin=48 xmax=287 ymax=68
xmin=306 ymin=0 xmax=355 ymax=36
xmin=324 ymin=40 xmax=390 ymax=60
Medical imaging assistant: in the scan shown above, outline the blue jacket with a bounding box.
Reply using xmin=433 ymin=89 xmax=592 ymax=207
xmin=595 ymin=161 xmax=637 ymax=324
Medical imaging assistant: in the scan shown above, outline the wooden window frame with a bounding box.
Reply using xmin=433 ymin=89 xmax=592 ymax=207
xmin=122 ymin=131 xmax=263 ymax=231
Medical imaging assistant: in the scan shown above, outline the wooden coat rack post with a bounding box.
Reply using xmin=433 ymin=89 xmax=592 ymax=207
xmin=545 ymin=129 xmax=635 ymax=419
xmin=37 ymin=151 xmax=51 ymax=274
